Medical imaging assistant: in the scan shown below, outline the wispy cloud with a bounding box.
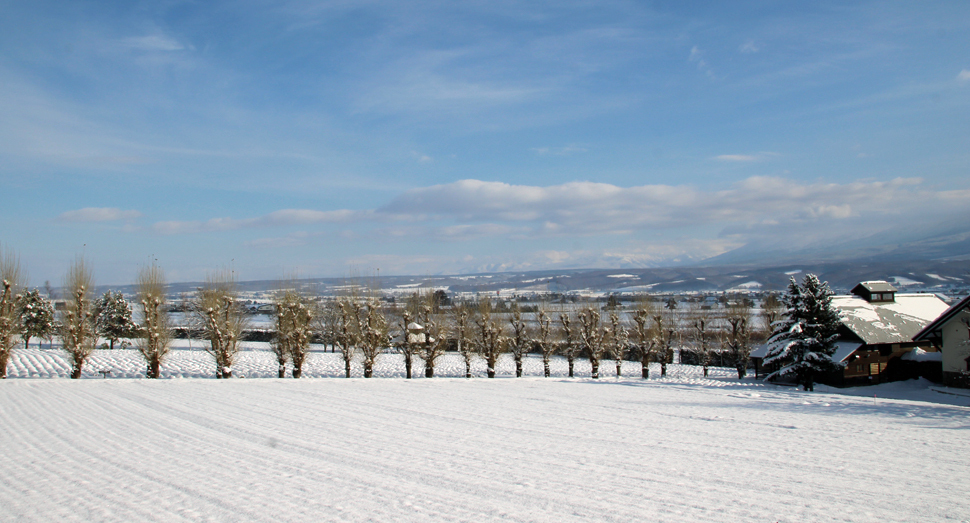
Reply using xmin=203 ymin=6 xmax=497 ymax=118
xmin=689 ymin=46 xmax=715 ymax=78
xmin=958 ymin=69 xmax=970 ymax=82
xmin=58 ymin=208 xmax=142 ymax=223
xmin=739 ymin=41 xmax=759 ymax=54
xmin=153 ymin=209 xmax=362 ymax=235
xmin=714 ymin=152 xmax=781 ymax=162
xmin=121 ymin=35 xmax=187 ymax=52
xmin=532 ymin=145 xmax=588 ymax=156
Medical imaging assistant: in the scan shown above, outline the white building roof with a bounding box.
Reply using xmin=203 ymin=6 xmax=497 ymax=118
xmin=831 ymin=293 xmax=950 ymax=345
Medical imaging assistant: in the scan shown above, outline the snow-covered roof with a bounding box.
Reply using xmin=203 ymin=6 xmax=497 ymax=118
xmin=853 ymin=281 xmax=897 ymax=294
xmin=832 ymin=293 xmax=950 ymax=345
xmin=900 ymin=348 xmax=942 ymax=362
xmin=749 ymin=344 xmax=768 ymax=359
xmin=913 ymin=294 xmax=970 ymax=342
xmin=832 ymin=341 xmax=863 ymax=363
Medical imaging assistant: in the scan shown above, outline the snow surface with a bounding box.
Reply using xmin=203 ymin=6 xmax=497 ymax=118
xmin=890 ymin=276 xmax=923 ymax=286
xmin=2 ymin=363 xmax=969 ymax=522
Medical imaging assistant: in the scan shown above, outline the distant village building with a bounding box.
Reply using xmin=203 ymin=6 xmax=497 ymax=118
xmin=913 ymin=294 xmax=970 ymax=388
xmin=751 ymin=281 xmax=949 ymax=386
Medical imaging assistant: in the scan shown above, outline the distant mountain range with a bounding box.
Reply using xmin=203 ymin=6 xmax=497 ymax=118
xmin=98 ymin=225 xmax=970 ymax=299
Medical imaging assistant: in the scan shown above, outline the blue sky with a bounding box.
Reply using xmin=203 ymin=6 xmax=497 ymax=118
xmin=2 ymin=0 xmax=969 ymax=285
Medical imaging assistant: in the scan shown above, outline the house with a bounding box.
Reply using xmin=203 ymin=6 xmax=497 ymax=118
xmin=828 ymin=282 xmax=949 ymax=385
xmin=750 ymin=281 xmax=949 ymax=385
xmin=912 ymin=294 xmax=970 ymax=388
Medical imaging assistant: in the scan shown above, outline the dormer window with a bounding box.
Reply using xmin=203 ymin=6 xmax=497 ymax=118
xmin=851 ymin=281 xmax=897 ymax=303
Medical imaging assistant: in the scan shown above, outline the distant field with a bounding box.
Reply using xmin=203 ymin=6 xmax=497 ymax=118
xmin=1 ymin=355 xmax=968 ymax=522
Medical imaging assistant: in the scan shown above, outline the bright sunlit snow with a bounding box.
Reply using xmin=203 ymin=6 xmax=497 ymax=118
xmin=2 ymin=348 xmax=969 ymax=522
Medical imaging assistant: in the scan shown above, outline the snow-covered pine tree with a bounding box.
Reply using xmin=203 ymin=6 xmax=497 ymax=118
xmin=763 ymin=274 xmax=842 ymax=391
xmin=95 ymin=290 xmax=137 ymax=350
xmin=17 ymin=288 xmax=55 ymax=349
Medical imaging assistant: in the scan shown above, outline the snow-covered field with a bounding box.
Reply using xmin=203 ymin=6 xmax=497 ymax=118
xmin=2 ymin=348 xmax=970 ymax=522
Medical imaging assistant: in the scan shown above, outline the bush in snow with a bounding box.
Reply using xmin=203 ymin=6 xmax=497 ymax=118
xmin=630 ymin=297 xmax=658 ymax=379
xmin=194 ymin=270 xmax=247 ymax=378
xmin=414 ymin=296 xmax=446 ymax=378
xmin=95 ymin=290 xmax=137 ymax=350
xmin=136 ymin=264 xmax=172 ymax=379
xmin=452 ymin=302 xmax=475 ymax=378
xmin=685 ymin=304 xmax=713 ymax=377
xmin=534 ymin=306 xmax=556 ymax=378
xmin=60 ymin=257 xmax=97 ymax=379
xmin=475 ymin=299 xmax=505 ymax=379
xmin=507 ymin=303 xmax=529 ymax=378
xmin=17 ymin=288 xmax=55 ymax=349
xmin=0 ymin=246 xmax=27 ymax=379
xmin=577 ymin=305 xmax=606 ymax=379
xmin=763 ymin=274 xmax=842 ymax=391
xmin=272 ymin=287 xmax=315 ymax=378
xmin=723 ymin=300 xmax=753 ymax=379
xmin=606 ymin=310 xmax=628 ymax=378
xmin=558 ymin=310 xmax=582 ymax=378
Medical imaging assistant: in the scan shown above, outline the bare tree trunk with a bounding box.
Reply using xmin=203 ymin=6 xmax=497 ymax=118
xmin=364 ymin=363 xmax=373 ymax=378
xmin=487 ymin=355 xmax=496 ymax=378
xmin=660 ymin=361 xmax=667 ymax=377
xmin=344 ymin=358 xmax=351 ymax=378
xmin=641 ymin=356 xmax=650 ymax=379
xmin=148 ymin=358 xmax=161 ymax=379
xmin=425 ymin=361 xmax=434 ymax=378
xmin=616 ymin=360 xmax=622 ymax=378
xmin=515 ymin=356 xmax=523 ymax=378
xmin=405 ymin=355 xmax=412 ymax=379
xmin=278 ymin=364 xmax=286 ymax=378
xmin=591 ymin=360 xmax=599 ymax=379
xmin=465 ymin=359 xmax=471 ymax=378
xmin=543 ymin=356 xmax=550 ymax=378
xmin=0 ymin=354 xmax=9 ymax=379
xmin=567 ymin=356 xmax=574 ymax=377
xmin=703 ymin=364 xmax=709 ymax=377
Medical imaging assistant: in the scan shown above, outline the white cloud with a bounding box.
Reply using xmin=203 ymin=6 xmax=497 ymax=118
xmin=148 ymin=177 xmax=970 ymax=269
xmin=122 ymin=35 xmax=186 ymax=52
xmin=532 ymin=145 xmax=588 ymax=156
xmin=152 ymin=209 xmax=362 ymax=234
xmin=715 ymin=152 xmax=780 ymax=162
xmin=958 ymin=70 xmax=970 ymax=82
xmin=740 ymin=41 xmax=759 ymax=54
xmin=379 ymin=176 xmax=956 ymax=238
xmin=688 ymin=46 xmax=715 ymax=78
xmin=58 ymin=207 xmax=142 ymax=223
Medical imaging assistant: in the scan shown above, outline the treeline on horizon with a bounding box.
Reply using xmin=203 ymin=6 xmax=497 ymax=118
xmin=1 ymin=248 xmax=781 ymax=381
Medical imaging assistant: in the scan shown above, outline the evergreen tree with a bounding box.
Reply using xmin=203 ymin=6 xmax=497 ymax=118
xmin=763 ymin=274 xmax=842 ymax=391
xmin=17 ymin=289 xmax=55 ymax=348
xmin=95 ymin=290 xmax=137 ymax=350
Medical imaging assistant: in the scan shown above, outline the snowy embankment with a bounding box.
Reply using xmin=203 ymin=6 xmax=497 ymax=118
xmin=2 ymin=353 xmax=970 ymax=522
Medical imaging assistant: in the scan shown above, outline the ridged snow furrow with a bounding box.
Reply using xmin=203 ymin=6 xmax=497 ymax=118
xmin=1 ymin=379 xmax=968 ymax=522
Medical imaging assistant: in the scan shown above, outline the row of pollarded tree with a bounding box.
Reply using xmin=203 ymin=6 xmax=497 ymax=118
xmin=0 ymin=247 xmax=245 ymax=379
xmin=255 ymin=289 xmax=776 ymax=382
xmin=0 ymin=246 xmax=783 ymax=380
